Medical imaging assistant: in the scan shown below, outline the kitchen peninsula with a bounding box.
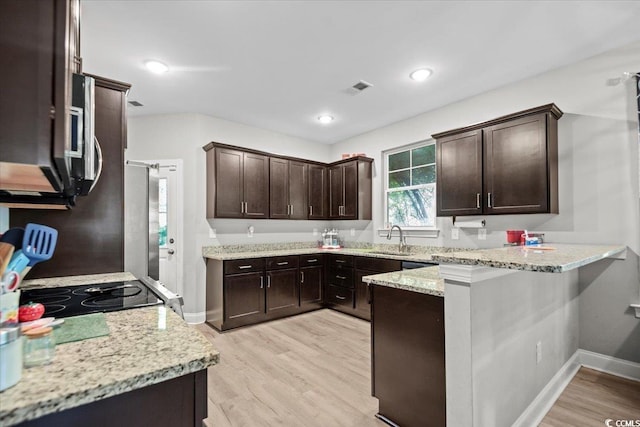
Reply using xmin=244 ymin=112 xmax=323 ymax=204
xmin=0 ymin=273 xmax=220 ymax=427
xmin=363 ymin=243 xmax=626 ymax=427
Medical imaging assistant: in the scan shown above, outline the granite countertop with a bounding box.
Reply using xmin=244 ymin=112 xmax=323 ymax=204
xmin=0 ymin=273 xmax=219 ymax=426
xmin=203 ymin=242 xmax=466 ymax=262
xmin=431 ymin=243 xmax=626 ymax=273
xmin=362 ymin=266 xmax=444 ymax=297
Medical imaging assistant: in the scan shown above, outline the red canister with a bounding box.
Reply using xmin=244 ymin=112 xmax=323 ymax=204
xmin=506 ymin=230 xmax=524 ymax=244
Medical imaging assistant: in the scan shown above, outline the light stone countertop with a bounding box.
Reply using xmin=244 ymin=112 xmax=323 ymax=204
xmin=202 ymin=242 xmax=466 ymax=262
xmin=431 ymin=243 xmax=626 ymax=273
xmin=362 ymin=266 xmax=444 ymax=297
xmin=0 ymin=273 xmax=219 ymax=426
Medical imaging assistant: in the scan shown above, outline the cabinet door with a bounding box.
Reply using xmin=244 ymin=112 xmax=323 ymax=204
xmin=289 ymin=161 xmax=308 ymax=220
xmin=484 ymin=114 xmax=548 ymax=214
xmin=342 ymin=161 xmax=358 ymax=219
xmin=300 ymin=265 xmax=323 ymax=305
xmin=224 ymin=272 xmax=265 ymax=324
xmin=307 ymin=164 xmax=327 ymax=219
xmin=328 ymin=165 xmax=343 ymax=218
xmin=269 ymin=157 xmax=289 ymax=219
xmin=354 ymin=270 xmax=372 ymax=320
xmin=243 ymin=152 xmax=270 ymax=218
xmin=266 ymin=269 xmax=299 ymax=315
xmin=214 ymin=148 xmax=244 ymax=218
xmin=436 ymin=130 xmax=483 ymax=216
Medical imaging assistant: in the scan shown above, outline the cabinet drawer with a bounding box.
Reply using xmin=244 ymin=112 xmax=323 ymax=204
xmin=326 ymin=267 xmax=354 ymax=288
xmin=300 ymin=254 xmax=323 ymax=266
xmin=355 ymin=256 xmax=402 ymax=273
xmin=326 ymin=284 xmax=354 ymax=308
xmin=327 ymin=254 xmax=354 ymax=268
xmin=266 ymin=255 xmax=299 ymax=270
xmin=224 ymin=258 xmax=265 ymax=275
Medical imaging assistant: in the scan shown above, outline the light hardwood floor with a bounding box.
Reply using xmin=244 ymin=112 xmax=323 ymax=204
xmin=540 ymin=367 xmax=640 ymax=426
xmin=195 ymin=309 xmax=640 ymax=427
xmin=195 ymin=309 xmax=386 ymax=427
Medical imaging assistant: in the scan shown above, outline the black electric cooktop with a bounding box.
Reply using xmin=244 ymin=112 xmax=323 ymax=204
xmin=20 ymin=280 xmax=164 ymax=318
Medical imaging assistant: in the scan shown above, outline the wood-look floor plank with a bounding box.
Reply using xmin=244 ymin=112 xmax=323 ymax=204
xmin=195 ymin=309 xmax=386 ymax=427
xmin=540 ymin=367 xmax=640 ymax=426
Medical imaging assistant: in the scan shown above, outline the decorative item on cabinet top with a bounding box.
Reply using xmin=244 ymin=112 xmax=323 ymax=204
xmin=432 ymin=103 xmax=562 ymax=217
xmin=203 ymin=142 xmax=373 ymax=221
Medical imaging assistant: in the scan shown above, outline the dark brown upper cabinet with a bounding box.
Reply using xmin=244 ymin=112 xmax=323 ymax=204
xmin=207 ymin=146 xmax=269 ymax=218
xmin=433 ymin=104 xmax=562 ymax=216
xmin=328 ymin=158 xmax=372 ymax=220
xmin=269 ymin=158 xmax=308 ymax=220
xmin=308 ymin=164 xmax=328 ymax=219
xmin=204 ymin=142 xmax=372 ymax=220
xmin=0 ymin=0 xmax=81 ymax=207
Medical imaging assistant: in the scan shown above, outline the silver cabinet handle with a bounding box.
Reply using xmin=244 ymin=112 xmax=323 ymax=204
xmin=260 ymin=276 xmax=264 ymax=289
xmin=241 ymin=201 xmax=244 ymax=213
xmin=487 ymin=193 xmax=492 ymax=208
xmin=300 ymin=271 xmax=304 ymax=283
xmin=238 ymin=265 xmax=252 ymax=269
xmin=267 ymin=275 xmax=271 ymax=288
xmin=335 ymin=259 xmax=346 ymax=264
xmin=476 ymin=193 xmax=481 ymax=209
xmin=167 ymin=249 xmax=175 ymax=255
xmin=276 ymin=261 xmax=288 ymax=266
xmin=307 ymin=258 xmax=317 ymax=263
xmin=309 ymin=206 xmax=313 ymax=216
xmin=244 ymin=202 xmax=248 ymax=213
xmin=290 ymin=205 xmax=293 ymax=215
xmin=287 ymin=204 xmax=290 ymax=215
xmin=335 ymin=295 xmax=346 ymax=300
xmin=336 ymin=275 xmax=347 ymax=280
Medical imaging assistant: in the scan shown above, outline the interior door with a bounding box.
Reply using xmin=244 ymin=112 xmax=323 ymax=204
xmin=146 ymin=159 xmax=184 ymax=296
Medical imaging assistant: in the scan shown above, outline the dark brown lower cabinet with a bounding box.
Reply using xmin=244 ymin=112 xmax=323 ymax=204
xmin=300 ymin=265 xmax=323 ymax=307
xmin=266 ymin=268 xmax=299 ymax=318
xmin=371 ymin=285 xmax=445 ymax=427
xmin=224 ymin=272 xmax=266 ymax=329
xmin=16 ymin=370 xmax=207 ymax=427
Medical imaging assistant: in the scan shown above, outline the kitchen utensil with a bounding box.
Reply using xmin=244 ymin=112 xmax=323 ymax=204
xmin=20 ymin=224 xmax=58 ymax=278
xmin=0 ymin=243 xmax=14 ymax=276
xmin=6 ymin=250 xmax=30 ymax=276
xmin=84 ymin=283 xmax=138 ymax=295
xmin=1 ymin=271 xmax=21 ymax=294
xmin=0 ymin=228 xmax=24 ymax=250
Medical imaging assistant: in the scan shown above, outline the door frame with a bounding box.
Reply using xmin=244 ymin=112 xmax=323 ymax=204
xmin=144 ymin=159 xmax=184 ymax=297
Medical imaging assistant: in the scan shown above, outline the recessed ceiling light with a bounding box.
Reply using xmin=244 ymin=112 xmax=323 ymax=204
xmin=317 ymin=115 xmax=334 ymax=124
xmin=144 ymin=60 xmax=169 ymax=74
xmin=409 ymin=68 xmax=433 ymax=82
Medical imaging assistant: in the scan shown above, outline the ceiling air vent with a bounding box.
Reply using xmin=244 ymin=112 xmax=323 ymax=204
xmin=344 ymin=80 xmax=373 ymax=96
xmin=128 ymin=100 xmax=144 ymax=107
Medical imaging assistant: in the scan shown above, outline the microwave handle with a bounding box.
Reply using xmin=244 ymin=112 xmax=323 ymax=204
xmin=89 ymin=137 xmax=103 ymax=193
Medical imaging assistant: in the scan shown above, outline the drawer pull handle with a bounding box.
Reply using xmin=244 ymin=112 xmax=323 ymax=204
xmin=307 ymin=259 xmax=317 ymax=263
xmin=336 ymin=275 xmax=347 ymax=280
xmin=267 ymin=275 xmax=271 ymax=288
xmin=335 ymin=260 xmax=346 ymax=263
xmin=238 ymin=265 xmax=252 ymax=269
xmin=335 ymin=295 xmax=346 ymax=300
xmin=487 ymin=192 xmax=492 ymax=208
xmin=260 ymin=276 xmax=264 ymax=289
xmin=276 ymin=262 xmax=289 ymax=266
xmin=476 ymin=193 xmax=481 ymax=209
xmin=300 ymin=271 xmax=304 ymax=283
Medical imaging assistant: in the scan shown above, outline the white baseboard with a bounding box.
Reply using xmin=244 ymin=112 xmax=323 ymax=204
xmin=512 ymin=351 xmax=581 ymax=427
xmin=513 ymin=349 xmax=640 ymax=427
xmin=183 ymin=311 xmax=205 ymax=324
xmin=577 ymin=349 xmax=640 ymax=382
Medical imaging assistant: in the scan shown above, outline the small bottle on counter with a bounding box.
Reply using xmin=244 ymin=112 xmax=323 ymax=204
xmin=23 ymin=326 xmax=55 ymax=367
xmin=0 ymin=326 xmax=22 ymax=391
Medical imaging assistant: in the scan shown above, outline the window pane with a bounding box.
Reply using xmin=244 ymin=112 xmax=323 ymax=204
xmin=412 ymin=165 xmax=436 ymax=185
xmin=159 ymin=212 xmax=167 ymax=248
xmin=159 ymin=178 xmax=168 ymax=214
xmin=389 ymin=170 xmax=410 ymax=188
xmin=388 ymin=150 xmax=410 ymax=171
xmin=412 ymin=145 xmax=435 ymax=166
xmin=387 ymin=186 xmax=435 ymax=227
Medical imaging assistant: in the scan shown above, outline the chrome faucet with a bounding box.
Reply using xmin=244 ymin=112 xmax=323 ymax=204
xmin=386 ymin=224 xmax=407 ymax=252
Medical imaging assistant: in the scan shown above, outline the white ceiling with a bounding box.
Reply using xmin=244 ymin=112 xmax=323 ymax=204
xmin=81 ymin=1 xmax=640 ymax=144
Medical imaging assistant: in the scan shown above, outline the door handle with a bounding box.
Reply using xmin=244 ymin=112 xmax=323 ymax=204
xmin=241 ymin=201 xmax=245 ymax=213
xmin=260 ymin=276 xmax=264 ymax=289
xmin=267 ymin=275 xmax=271 ymax=288
xmin=167 ymin=249 xmax=175 ymax=255
xmin=487 ymin=193 xmax=492 ymax=208
xmin=290 ymin=205 xmax=293 ymax=216
xmin=309 ymin=206 xmax=313 ymax=216
xmin=476 ymin=193 xmax=481 ymax=209
xmin=300 ymin=271 xmax=304 ymax=283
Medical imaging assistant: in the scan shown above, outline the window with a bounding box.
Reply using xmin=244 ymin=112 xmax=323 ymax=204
xmin=158 ymin=177 xmax=168 ymax=247
xmin=385 ymin=141 xmax=436 ymax=228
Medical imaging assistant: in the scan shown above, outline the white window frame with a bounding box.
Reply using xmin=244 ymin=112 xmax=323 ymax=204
xmin=382 ymin=139 xmax=438 ymax=232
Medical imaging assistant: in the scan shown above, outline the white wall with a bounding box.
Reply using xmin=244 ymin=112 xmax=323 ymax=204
xmin=332 ymin=41 xmax=640 ymax=363
xmin=127 ymin=113 xmax=332 ymax=321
